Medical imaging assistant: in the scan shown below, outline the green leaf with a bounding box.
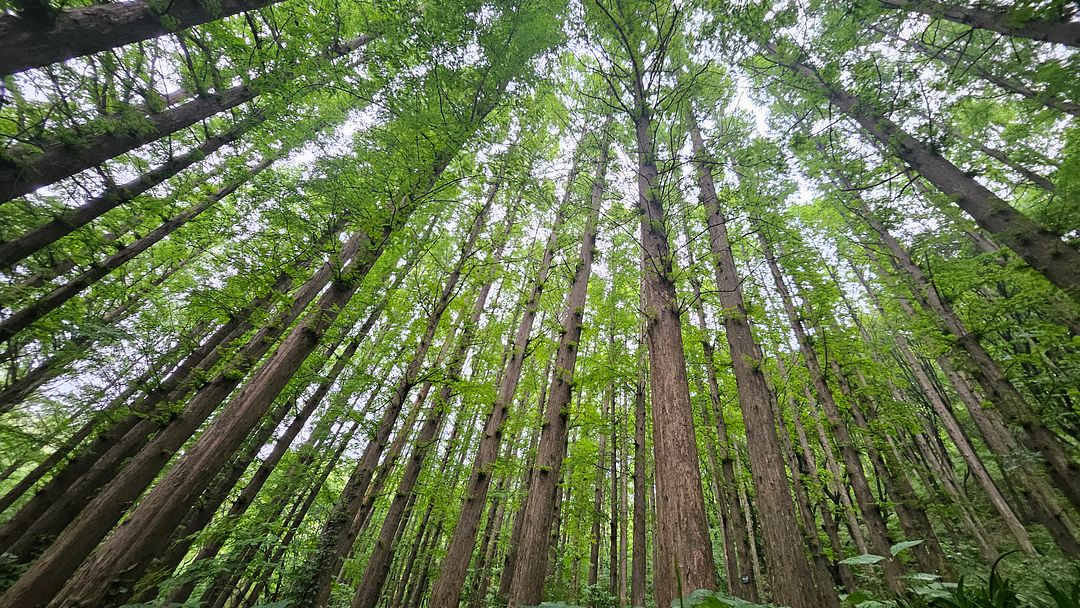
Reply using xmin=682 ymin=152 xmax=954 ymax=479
xmin=839 ymin=553 xmax=886 ymax=565
xmin=889 ymin=539 xmax=924 ymax=555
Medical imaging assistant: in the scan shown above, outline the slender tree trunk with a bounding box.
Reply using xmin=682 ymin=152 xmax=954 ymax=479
xmin=0 ymin=227 xmax=344 ymax=563
xmin=770 ymin=386 xmax=842 ymax=593
xmin=769 ymin=46 xmax=1080 ymax=300
xmin=0 ymin=0 xmax=287 ymax=76
xmin=287 ymin=184 xmax=498 ymax=608
xmin=783 ymin=374 xmax=858 ymax=593
xmin=683 ymin=246 xmax=745 ymax=597
xmin=879 ymin=0 xmax=1080 ymax=48
xmin=135 ymin=330 xmax=372 ymax=604
xmin=688 ymin=120 xmax=828 ymax=607
xmin=0 ymin=156 xmax=275 ymax=342
xmin=760 ymin=232 xmax=905 ymax=593
xmin=503 ymin=129 xmax=607 ymax=606
xmin=0 ymin=133 xmax=461 ymax=607
xmin=0 ymin=116 xmax=259 ymax=268
xmin=630 ymin=345 xmax=648 ymax=608
xmin=609 ymin=397 xmax=620 ymax=599
xmin=959 ymin=133 xmax=1056 ymax=192
xmin=589 ymin=397 xmax=608 ymax=588
xmin=433 ymin=140 xmax=589 ymax=608
xmin=619 ymin=399 xmax=629 ymax=607
xmin=350 ymin=219 xmax=501 ymax=608
xmin=0 ymin=35 xmax=372 ymax=205
xmin=498 ymin=363 xmax=551 ymax=601
xmin=842 ymin=191 xmax=1080 ymax=511
xmin=885 ymin=31 xmax=1080 ymax=118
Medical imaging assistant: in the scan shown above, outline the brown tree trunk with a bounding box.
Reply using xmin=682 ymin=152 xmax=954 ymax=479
xmin=134 ymin=330 xmax=372 ymax=604
xmin=497 ymin=362 xmax=550 ymax=602
xmin=879 ymin=0 xmax=1080 ymax=48
xmin=781 ymin=371 xmax=858 ymax=593
xmin=0 ymin=132 xmax=461 ymax=607
xmin=589 ymin=398 xmax=608 ymax=588
xmin=682 ymin=237 xmax=747 ymax=598
xmin=688 ymin=120 xmax=829 ymax=607
xmin=0 ymin=35 xmax=372 ymax=205
xmin=767 ymin=45 xmax=1080 ymax=301
xmin=633 ymin=103 xmax=715 ymax=608
xmin=0 ymin=0 xmax=287 ymax=75
xmin=350 ymin=220 xmax=500 ymax=608
xmin=0 ymin=226 xmax=345 ymax=563
xmin=505 ymin=129 xmax=608 ymax=606
xmin=287 ymin=183 xmax=498 ymax=608
xmin=842 ymin=192 xmax=1080 ymax=511
xmin=432 ymin=140 xmax=589 ymax=608
xmin=759 ymin=231 xmax=905 ymax=592
xmin=0 ymin=117 xmax=259 ymax=270
xmin=630 ymin=345 xmax=648 ymax=608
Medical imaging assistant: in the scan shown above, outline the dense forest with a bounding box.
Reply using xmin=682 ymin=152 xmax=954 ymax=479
xmin=0 ymin=0 xmax=1078 ymax=607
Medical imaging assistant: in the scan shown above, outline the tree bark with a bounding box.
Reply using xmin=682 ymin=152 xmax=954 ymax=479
xmin=880 ymin=0 xmax=1080 ymax=48
xmin=286 ymin=181 xmax=498 ymax=608
xmin=504 ymin=128 xmax=607 ymax=606
xmin=841 ymin=190 xmax=1080 ymax=512
xmin=350 ymin=204 xmax=503 ymax=608
xmin=0 ymin=156 xmax=274 ymax=342
xmin=766 ymin=43 xmax=1080 ymax=301
xmin=0 ymin=35 xmax=372 ymax=204
xmin=432 ymin=142 xmax=586 ymax=608
xmin=0 ymin=0 xmax=287 ymax=76
xmin=689 ymin=119 xmax=830 ymax=607
xmin=632 ymin=100 xmax=716 ymax=608
xmin=760 ymin=232 xmax=905 ymax=593
xmin=630 ymin=344 xmax=647 ymax=608
xmin=0 ymin=226 xmax=343 ymax=563
xmin=0 ymin=116 xmax=259 ymax=267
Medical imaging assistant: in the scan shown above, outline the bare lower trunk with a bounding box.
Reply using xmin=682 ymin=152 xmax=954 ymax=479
xmin=634 ymin=107 xmax=715 ymax=608
xmin=688 ymin=120 xmax=828 ymax=607
xmin=506 ymin=131 xmax=608 ymax=606
xmin=630 ymin=347 xmax=647 ymax=608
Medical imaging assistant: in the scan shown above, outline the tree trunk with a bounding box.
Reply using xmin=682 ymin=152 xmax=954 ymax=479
xmin=0 ymin=226 xmax=345 ymax=563
xmin=350 ymin=215 xmax=501 ymax=608
xmin=0 ymin=116 xmax=259 ymax=268
xmin=782 ymin=372 xmax=858 ymax=593
xmin=759 ymin=232 xmax=905 ymax=593
xmin=879 ymin=0 xmax=1080 ymax=48
xmin=497 ymin=363 xmax=551 ymax=602
xmin=589 ymin=399 xmax=607 ymax=588
xmin=0 ymin=156 xmax=274 ymax=342
xmin=841 ymin=190 xmax=1080 ymax=511
xmin=505 ymin=129 xmax=607 ymax=606
xmin=1 ymin=130 xmax=459 ymax=607
xmin=633 ymin=101 xmax=715 ymax=608
xmin=0 ymin=35 xmax=372 ymax=204
xmin=688 ymin=119 xmax=828 ymax=607
xmin=767 ymin=44 xmax=1080 ymax=301
xmin=0 ymin=0 xmax=287 ymax=76
xmin=631 ymin=345 xmax=647 ymax=608
xmin=287 ymin=183 xmax=498 ymax=608
xmin=432 ymin=139 xmax=588 ymax=608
